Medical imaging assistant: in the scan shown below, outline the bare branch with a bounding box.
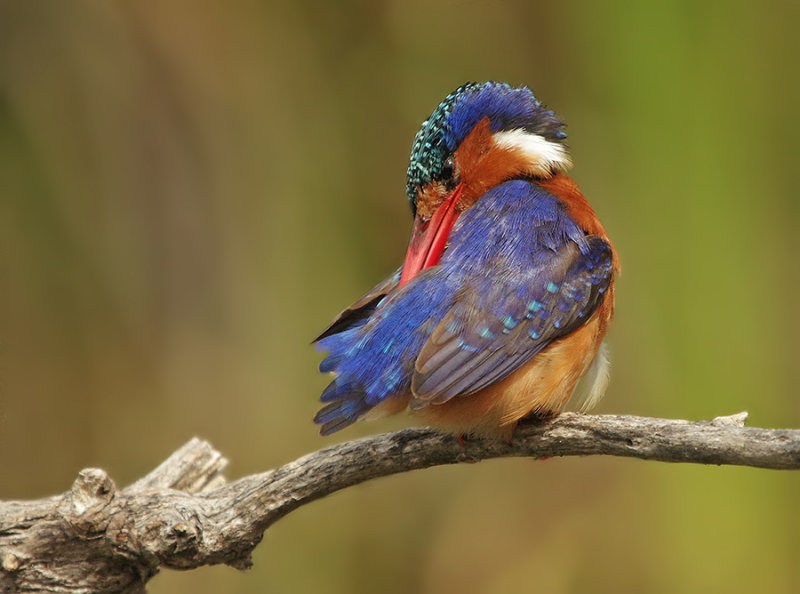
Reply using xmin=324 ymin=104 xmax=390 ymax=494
xmin=1 ymin=412 xmax=798 ymax=593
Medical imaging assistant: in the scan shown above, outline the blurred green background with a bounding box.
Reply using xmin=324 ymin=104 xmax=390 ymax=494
xmin=2 ymin=1 xmax=799 ymax=592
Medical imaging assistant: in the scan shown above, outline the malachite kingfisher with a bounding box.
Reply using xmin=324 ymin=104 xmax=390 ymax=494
xmin=314 ymin=82 xmax=619 ymax=439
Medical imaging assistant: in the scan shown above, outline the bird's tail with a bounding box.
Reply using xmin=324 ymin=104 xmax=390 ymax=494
xmin=313 ymin=380 xmax=373 ymax=435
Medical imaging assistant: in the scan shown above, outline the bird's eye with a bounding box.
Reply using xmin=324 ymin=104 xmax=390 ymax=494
xmin=440 ymin=156 xmax=455 ymax=181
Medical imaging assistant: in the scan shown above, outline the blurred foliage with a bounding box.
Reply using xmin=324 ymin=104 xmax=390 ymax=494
xmin=1 ymin=1 xmax=799 ymax=593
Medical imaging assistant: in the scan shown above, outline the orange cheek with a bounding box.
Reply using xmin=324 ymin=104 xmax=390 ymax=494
xmin=453 ymin=118 xmax=537 ymax=208
xmin=416 ymin=183 xmax=450 ymax=219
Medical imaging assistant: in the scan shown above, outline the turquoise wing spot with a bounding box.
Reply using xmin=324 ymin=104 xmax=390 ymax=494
xmin=457 ymin=339 xmax=480 ymax=353
xmin=479 ymin=327 xmax=497 ymax=339
xmin=528 ymin=300 xmax=543 ymax=312
xmin=502 ymin=316 xmax=519 ymax=334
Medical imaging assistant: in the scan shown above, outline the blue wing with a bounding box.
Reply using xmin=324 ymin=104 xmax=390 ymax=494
xmin=314 ymin=180 xmax=613 ymax=434
xmin=314 ymin=267 xmax=402 ymax=342
xmin=410 ymin=237 xmax=612 ymax=407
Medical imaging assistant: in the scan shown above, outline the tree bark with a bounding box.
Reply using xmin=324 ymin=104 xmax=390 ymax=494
xmin=1 ymin=411 xmax=799 ymax=593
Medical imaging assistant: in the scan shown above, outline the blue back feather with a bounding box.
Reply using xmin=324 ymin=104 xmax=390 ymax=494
xmin=314 ymin=180 xmax=612 ymax=435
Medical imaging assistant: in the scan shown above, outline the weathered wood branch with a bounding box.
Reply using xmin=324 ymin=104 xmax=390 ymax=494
xmin=2 ymin=412 xmax=799 ymax=593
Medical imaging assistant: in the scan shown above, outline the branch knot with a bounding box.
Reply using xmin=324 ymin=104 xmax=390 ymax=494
xmin=62 ymin=468 xmax=117 ymax=517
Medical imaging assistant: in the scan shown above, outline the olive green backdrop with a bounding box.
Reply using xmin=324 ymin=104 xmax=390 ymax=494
xmin=1 ymin=1 xmax=799 ymax=593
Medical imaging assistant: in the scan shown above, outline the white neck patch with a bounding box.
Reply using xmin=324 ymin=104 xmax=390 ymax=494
xmin=492 ymin=129 xmax=572 ymax=174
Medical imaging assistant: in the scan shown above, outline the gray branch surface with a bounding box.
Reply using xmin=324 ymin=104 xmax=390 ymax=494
xmin=2 ymin=412 xmax=799 ymax=593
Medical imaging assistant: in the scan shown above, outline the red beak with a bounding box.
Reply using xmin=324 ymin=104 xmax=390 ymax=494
xmin=399 ymin=183 xmax=464 ymax=287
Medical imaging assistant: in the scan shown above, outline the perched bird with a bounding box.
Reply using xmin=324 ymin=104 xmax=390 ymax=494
xmin=314 ymin=82 xmax=619 ymax=439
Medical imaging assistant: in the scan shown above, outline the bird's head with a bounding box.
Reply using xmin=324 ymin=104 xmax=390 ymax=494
xmin=400 ymin=82 xmax=571 ymax=286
